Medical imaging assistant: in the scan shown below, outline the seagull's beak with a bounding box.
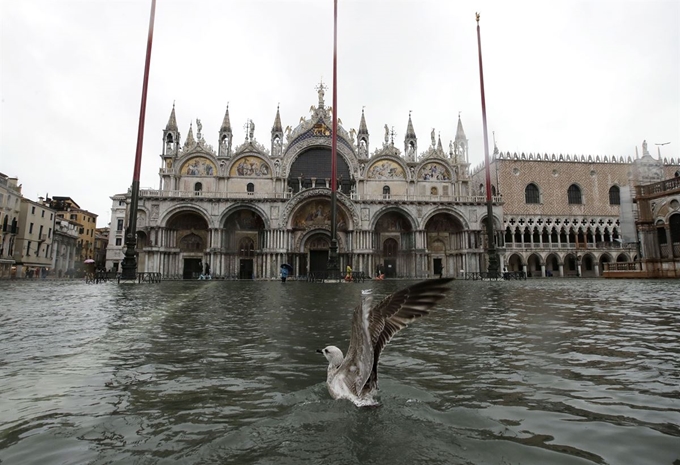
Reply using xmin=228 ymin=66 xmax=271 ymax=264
xmin=316 ymin=349 xmax=323 ymax=354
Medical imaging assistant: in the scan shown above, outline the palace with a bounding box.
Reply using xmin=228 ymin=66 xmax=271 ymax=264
xmin=105 ymin=87 xmax=680 ymax=279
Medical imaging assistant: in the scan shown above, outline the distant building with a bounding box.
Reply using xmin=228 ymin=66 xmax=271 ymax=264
xmin=618 ymin=175 xmax=680 ymax=278
xmin=0 ymin=173 xmax=22 ymax=278
xmin=47 ymin=196 xmax=98 ymax=265
xmin=471 ymin=142 xmax=679 ymax=277
xmin=51 ymin=218 xmax=80 ymax=277
xmin=13 ymin=198 xmax=56 ymax=278
xmin=94 ymin=227 xmax=109 ymax=269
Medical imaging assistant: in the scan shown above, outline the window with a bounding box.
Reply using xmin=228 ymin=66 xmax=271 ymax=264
xmin=70 ymin=214 xmax=77 ymax=220
xmin=671 ymin=214 xmax=680 ymax=243
xmin=117 ymin=219 xmax=124 ymax=231
xmin=50 ymin=213 xmax=53 ymax=220
xmin=525 ymin=183 xmax=540 ymax=204
xmin=609 ymin=185 xmax=620 ymax=205
xmin=119 ymin=200 xmax=125 ymax=206
xmin=39 ymin=225 xmax=43 ymax=238
xmin=195 ymin=182 xmax=203 ymax=195
xmin=29 ymin=223 xmax=34 ymax=234
xmin=48 ymin=228 xmax=52 ymax=238
xmin=26 ymin=241 xmax=31 ymax=256
xmin=567 ymin=184 xmax=582 ymax=204
xmin=41 ymin=210 xmax=45 ymax=218
xmin=382 ymin=185 xmax=390 ymax=199
xmin=45 ymin=245 xmax=50 ymax=257
xmin=31 ymin=206 xmax=35 ymax=214
xmin=247 ymin=183 xmax=255 ymax=195
xmin=115 ymin=238 xmax=122 ymax=246
xmin=383 ymin=238 xmax=398 ymax=256
xmin=80 ymin=227 xmax=84 ymax=234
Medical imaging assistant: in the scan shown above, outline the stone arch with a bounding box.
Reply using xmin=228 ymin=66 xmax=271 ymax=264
xmin=160 ymin=204 xmax=213 ymax=229
xmin=166 ymin=210 xmax=211 ymax=251
xmin=179 ymin=154 xmax=217 ymax=176
xmin=616 ymin=252 xmax=631 ymax=262
xmin=218 ymin=203 xmax=271 ymax=230
xmin=228 ymin=154 xmax=272 ymax=178
xmin=221 ymin=207 xmax=267 ymax=256
xmin=288 ymin=196 xmax=352 ymax=233
xmin=598 ymin=252 xmax=613 ymax=276
xmin=527 ymin=253 xmax=543 ymax=277
xmin=507 ymin=253 xmax=524 ymax=271
xmin=370 ymin=205 xmax=417 ymax=231
xmin=564 ymin=253 xmax=578 ymax=275
xmin=545 ymin=253 xmax=560 ymax=275
xmin=285 ymin=145 xmax=354 ymax=194
xmin=420 ymin=206 xmax=470 ymax=230
xmin=366 ymin=156 xmax=408 ymax=180
xmin=295 ymin=228 xmax=345 ymax=253
xmin=581 ymin=252 xmax=597 ymax=277
xmin=282 ymin=189 xmax=359 ymax=230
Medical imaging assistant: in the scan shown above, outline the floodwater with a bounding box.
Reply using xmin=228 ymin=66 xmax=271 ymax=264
xmin=1 ymin=278 xmax=679 ymax=465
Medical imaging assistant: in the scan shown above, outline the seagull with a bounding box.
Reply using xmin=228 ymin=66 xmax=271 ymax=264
xmin=317 ymin=278 xmax=453 ymax=407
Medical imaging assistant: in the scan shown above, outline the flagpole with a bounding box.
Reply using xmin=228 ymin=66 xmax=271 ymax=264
xmin=476 ymin=12 xmax=500 ymax=276
xmin=121 ymin=0 xmax=156 ymax=280
xmin=327 ymin=0 xmax=340 ymax=277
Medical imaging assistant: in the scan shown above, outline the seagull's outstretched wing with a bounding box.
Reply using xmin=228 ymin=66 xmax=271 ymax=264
xmin=362 ymin=278 xmax=453 ymax=395
xmin=338 ymin=291 xmax=375 ymax=397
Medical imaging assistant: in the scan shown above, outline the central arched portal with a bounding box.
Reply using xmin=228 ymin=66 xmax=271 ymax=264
xmin=424 ymin=212 xmax=466 ymax=278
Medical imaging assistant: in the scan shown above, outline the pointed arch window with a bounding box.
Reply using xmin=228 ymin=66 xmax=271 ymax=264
xmin=238 ymin=237 xmax=255 ymax=257
xmin=567 ymin=184 xmax=582 ymax=204
xmin=609 ymin=185 xmax=620 ymax=205
xmin=382 ymin=185 xmax=390 ymax=199
xmin=525 ymin=183 xmax=540 ymax=204
xmin=247 ymin=183 xmax=255 ymax=195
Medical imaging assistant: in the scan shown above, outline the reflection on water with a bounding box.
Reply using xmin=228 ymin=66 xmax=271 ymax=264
xmin=0 ymin=279 xmax=679 ymax=464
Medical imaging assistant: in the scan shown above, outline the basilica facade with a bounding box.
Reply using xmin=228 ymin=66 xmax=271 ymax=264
xmin=105 ymin=89 xmax=501 ymax=279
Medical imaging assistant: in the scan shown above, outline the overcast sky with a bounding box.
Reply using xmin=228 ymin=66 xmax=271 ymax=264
xmin=2 ymin=0 xmax=678 ymax=227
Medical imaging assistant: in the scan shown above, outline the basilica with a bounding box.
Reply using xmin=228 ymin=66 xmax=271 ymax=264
xmin=105 ymin=86 xmax=680 ymax=279
xmin=105 ymin=86 xmax=501 ymax=279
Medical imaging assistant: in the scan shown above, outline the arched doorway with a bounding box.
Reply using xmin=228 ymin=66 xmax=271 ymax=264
xmin=223 ymin=208 xmax=265 ymax=279
xmin=306 ymin=233 xmax=331 ymax=275
xmin=527 ymin=253 xmax=542 ymax=277
xmin=375 ymin=210 xmax=413 ymax=278
xmin=424 ymin=212 xmax=465 ymax=277
xmin=166 ymin=211 xmax=209 ymax=279
xmin=507 ymin=253 xmax=523 ymax=272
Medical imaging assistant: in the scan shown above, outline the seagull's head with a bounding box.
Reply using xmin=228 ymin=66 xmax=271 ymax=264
xmin=316 ymin=345 xmax=344 ymax=367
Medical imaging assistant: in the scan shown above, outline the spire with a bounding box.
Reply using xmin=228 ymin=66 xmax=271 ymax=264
xmin=184 ymin=121 xmax=195 ymax=148
xmin=404 ymin=110 xmax=417 ymax=161
xmin=405 ymin=110 xmax=416 ymax=138
xmin=165 ymin=102 xmax=178 ymax=131
xmin=272 ymin=104 xmax=283 ymax=134
xmin=356 ymin=107 xmax=369 ymax=158
xmin=453 ymin=113 xmax=468 ymax=162
xmin=358 ymin=107 xmax=369 ymax=135
xmin=220 ymin=104 xmax=232 ymax=133
xmin=437 ymin=133 xmax=443 ymax=152
xmin=455 ymin=113 xmax=466 ymax=141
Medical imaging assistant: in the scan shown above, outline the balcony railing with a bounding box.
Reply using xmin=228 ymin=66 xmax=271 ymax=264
xmin=140 ymin=189 xmax=502 ymax=204
xmin=636 ymin=177 xmax=680 ymax=198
